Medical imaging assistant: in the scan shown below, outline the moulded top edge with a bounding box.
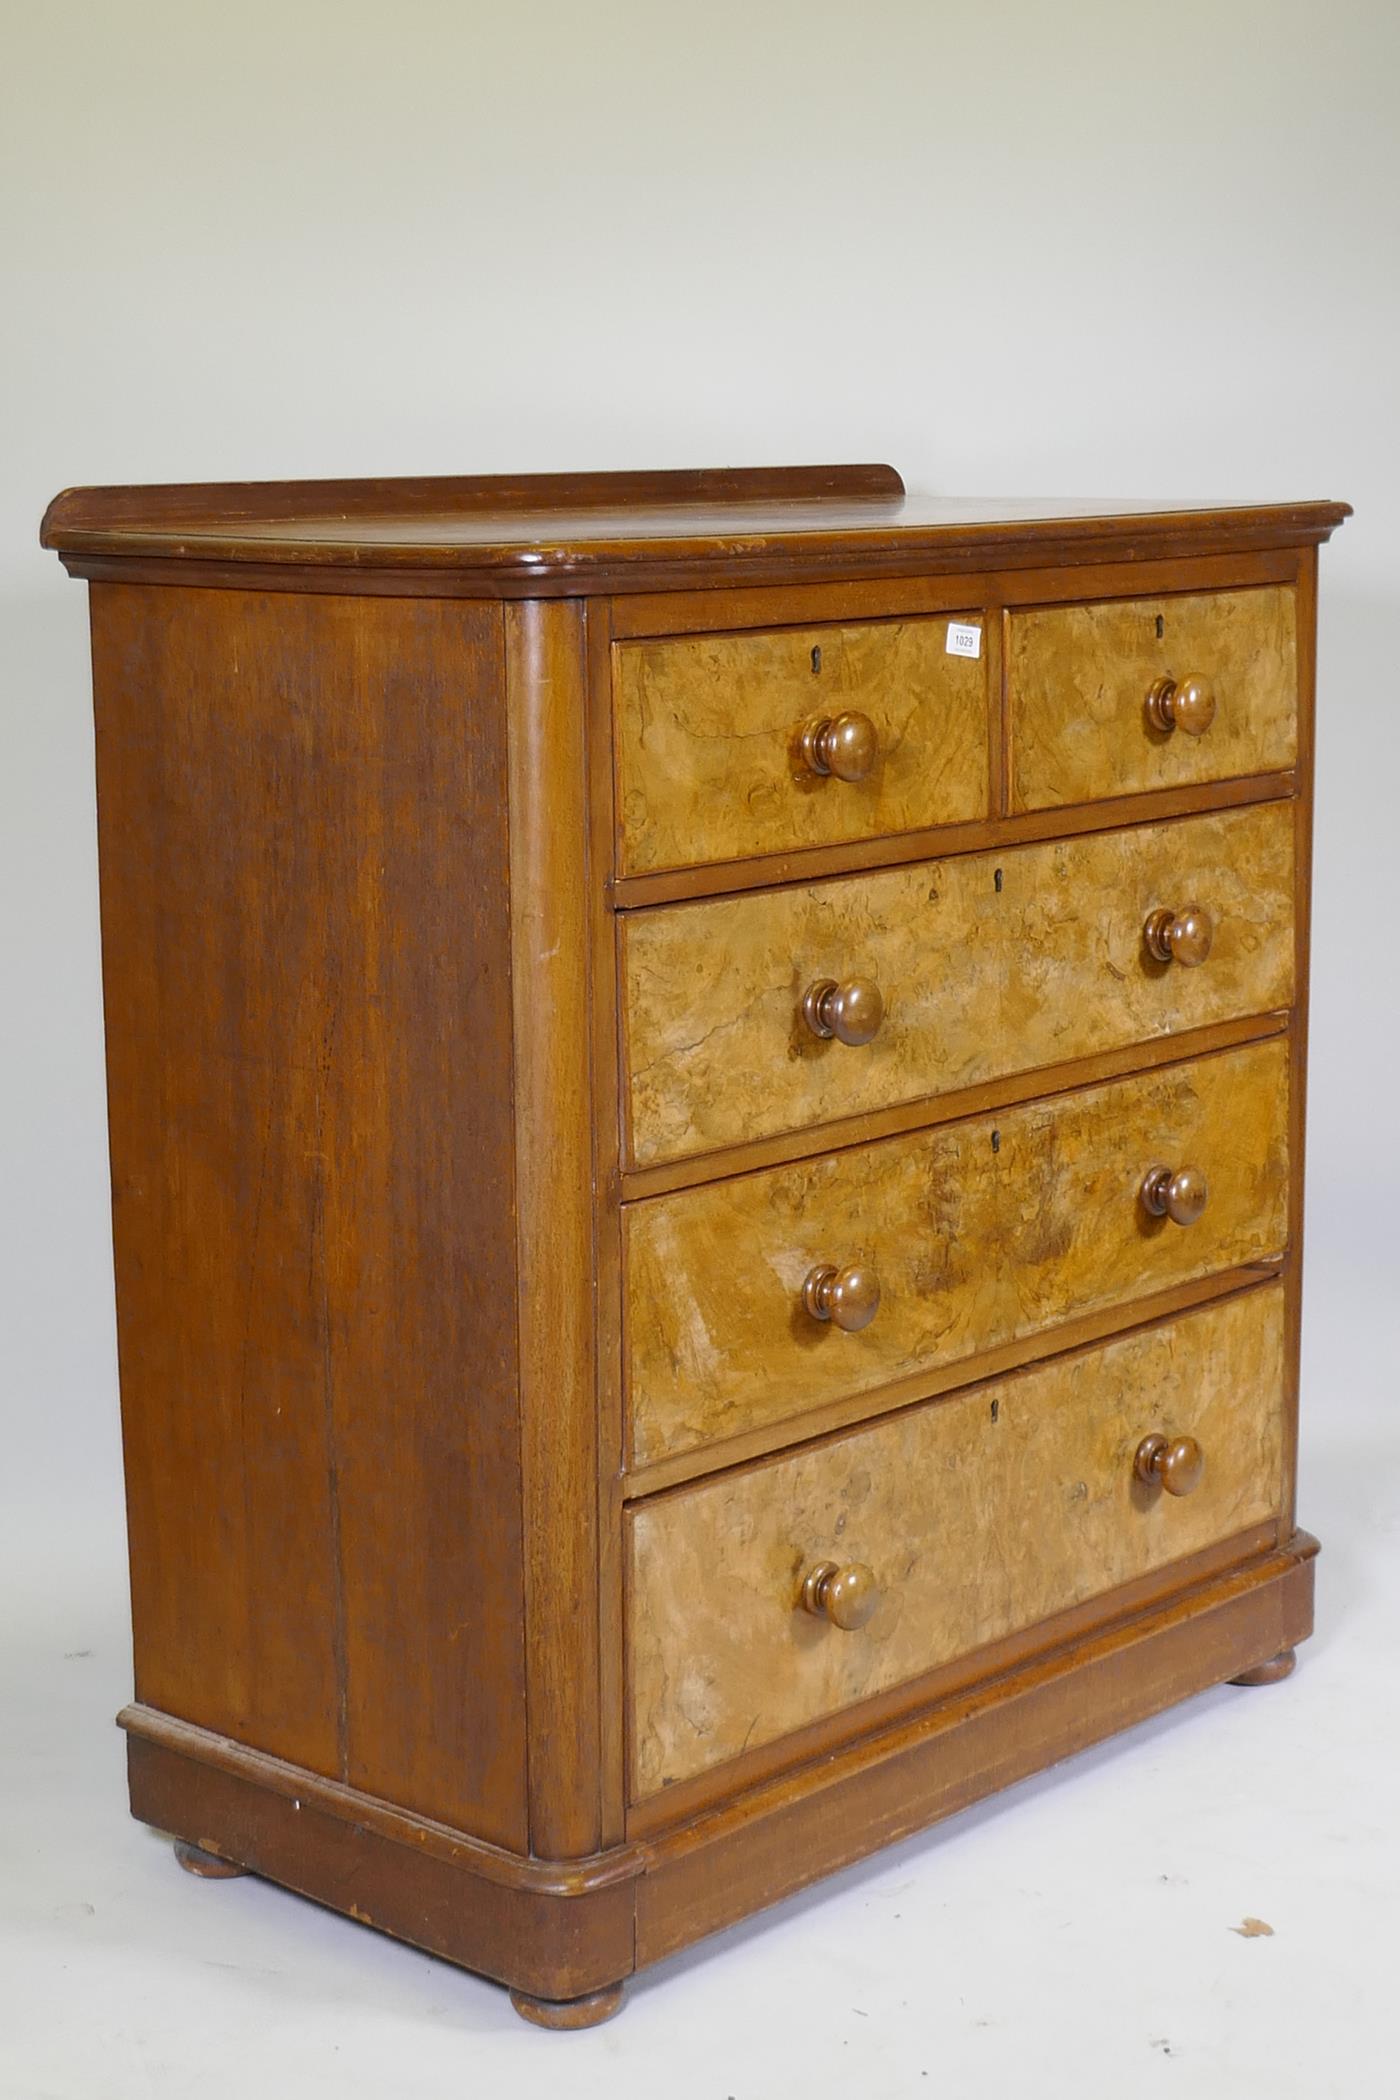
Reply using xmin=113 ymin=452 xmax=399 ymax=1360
xmin=40 ymin=467 xmax=1351 ymax=583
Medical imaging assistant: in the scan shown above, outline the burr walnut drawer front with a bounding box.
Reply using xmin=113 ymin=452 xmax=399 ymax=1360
xmin=613 ymin=614 xmax=990 ymax=876
xmin=1007 ymin=584 xmax=1297 ymax=812
xmin=621 ymin=798 xmax=1294 ymax=1168
xmin=627 ymin=1286 xmax=1287 ymax=1798
xmin=625 ymin=1037 xmax=1289 ymax=1469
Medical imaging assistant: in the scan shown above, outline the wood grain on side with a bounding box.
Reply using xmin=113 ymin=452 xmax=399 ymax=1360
xmin=621 ymin=800 xmax=1294 ymax=1167
xmin=625 ymin=1038 xmax=1289 ymax=1467
xmin=1008 ymin=586 xmax=1297 ymax=811
xmin=627 ymin=1288 xmax=1287 ymax=1795
xmin=614 ymin=616 xmax=988 ymax=874
xmin=90 ymin=584 xmax=527 ymax=1847
xmin=505 ymin=601 xmax=605 ymax=1861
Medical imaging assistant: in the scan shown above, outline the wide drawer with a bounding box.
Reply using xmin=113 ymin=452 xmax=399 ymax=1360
xmin=627 ymin=1287 xmax=1286 ymax=1797
xmin=621 ymin=799 xmax=1294 ymax=1168
xmin=1007 ymin=585 xmax=1297 ymax=812
xmin=613 ymin=614 xmax=989 ymax=876
xmin=626 ymin=1037 xmax=1289 ymax=1468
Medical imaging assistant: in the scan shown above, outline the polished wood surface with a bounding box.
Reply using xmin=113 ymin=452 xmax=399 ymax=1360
xmin=1140 ymin=1162 xmax=1210 ymax=1226
xmin=628 ymin=1289 xmax=1287 ymax=1795
xmin=123 ymin=1721 xmax=639 ymax=2005
xmin=51 ymin=471 xmax=1342 ymax=2018
xmin=800 ymin=1560 xmax=883 ymax=1631
xmin=801 ymin=1259 xmax=883 ymax=1334
xmin=1231 ymin=1647 xmax=1297 ymax=1685
xmin=504 ymin=601 xmax=607 ymax=1860
xmin=89 ymin=583 xmax=527 ymax=1845
xmin=628 ymin=1276 xmax=1287 ymax=1502
xmin=621 ymin=800 xmax=1294 ymax=1167
xmin=629 ymin=1506 xmax=1281 ymax=1830
xmin=1280 ymin=548 xmax=1320 ymax=1548
xmin=1143 ymin=901 xmax=1214 ymax=967
xmin=624 ymin=1038 xmax=1289 ymax=1468
xmin=611 ymin=547 xmax=1303 ymax=643
xmin=800 ymin=707 xmax=879 ymax=781
xmin=1145 ymin=671 xmax=1217 ymax=737
xmin=586 ymin=598 xmax=630 ymax=1849
xmin=42 ymin=477 xmax=1349 ymax=600
xmin=1135 ymin=1431 xmax=1206 ymax=1496
xmin=620 ymin=1010 xmax=1288 ymax=1204
xmin=173 ymin=1840 xmax=246 ymax=1879
xmin=1007 ymin=586 xmax=1297 ymax=810
xmin=43 ymin=464 xmax=903 ymax=528
xmin=613 ymin=772 xmax=1294 ymax=913
xmin=613 ymin=615 xmax=987 ymax=874
xmin=509 ymin=1984 xmax=626 ymax=2030
xmin=801 ymin=973 xmax=885 ymax=1046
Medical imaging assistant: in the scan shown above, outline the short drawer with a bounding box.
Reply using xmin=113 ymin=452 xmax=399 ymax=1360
xmin=627 ymin=1287 xmax=1286 ymax=1797
xmin=621 ymin=799 xmax=1294 ymax=1168
xmin=613 ymin=614 xmax=989 ymax=876
xmin=625 ymin=1037 xmax=1289 ymax=1468
xmin=1007 ymin=585 xmax=1297 ymax=811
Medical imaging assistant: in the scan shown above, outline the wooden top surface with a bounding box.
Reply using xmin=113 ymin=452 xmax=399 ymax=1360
xmin=42 ymin=465 xmax=1350 ymax=593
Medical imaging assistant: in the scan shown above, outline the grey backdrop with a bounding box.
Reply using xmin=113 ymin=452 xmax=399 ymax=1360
xmin=2 ymin=4 xmax=1397 ymax=2094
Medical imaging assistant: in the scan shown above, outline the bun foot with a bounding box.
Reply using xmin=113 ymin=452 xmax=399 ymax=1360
xmin=1231 ymin=1647 xmax=1297 ymax=1687
xmin=173 ymin=1839 xmax=247 ymax=1878
xmin=509 ymin=1983 xmax=625 ymax=2030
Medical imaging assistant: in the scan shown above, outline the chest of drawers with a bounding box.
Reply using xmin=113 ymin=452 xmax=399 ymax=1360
xmin=42 ymin=464 xmax=1348 ymax=2027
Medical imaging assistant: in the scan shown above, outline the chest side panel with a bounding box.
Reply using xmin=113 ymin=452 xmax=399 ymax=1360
xmin=91 ymin=583 xmax=527 ymax=1848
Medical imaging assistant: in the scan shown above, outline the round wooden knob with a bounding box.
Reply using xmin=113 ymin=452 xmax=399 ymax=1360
xmin=1135 ymin=1432 xmax=1205 ymax=1497
xmin=802 ymin=1262 xmax=881 ymax=1332
xmin=802 ymin=976 xmax=884 ymax=1046
xmin=1140 ymin=1164 xmax=1208 ymax=1226
xmin=1145 ymin=673 xmax=1216 ymax=736
xmin=800 ymin=1560 xmax=881 ymax=1630
xmin=1144 ymin=902 xmax=1214 ymax=967
xmin=800 ymin=710 xmax=878 ymax=782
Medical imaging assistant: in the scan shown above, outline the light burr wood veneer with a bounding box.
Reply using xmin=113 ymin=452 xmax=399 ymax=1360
xmin=1007 ymin=584 xmax=1297 ymax=811
xmin=622 ymin=799 xmax=1294 ymax=1167
xmin=624 ymin=1036 xmax=1289 ymax=1468
xmin=41 ymin=466 xmax=1346 ymax=2027
xmin=628 ymin=1288 xmax=1287 ymax=1795
xmin=614 ymin=614 xmax=989 ymax=874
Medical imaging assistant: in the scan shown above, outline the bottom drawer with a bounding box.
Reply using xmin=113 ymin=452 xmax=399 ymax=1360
xmin=627 ymin=1287 xmax=1285 ymax=1799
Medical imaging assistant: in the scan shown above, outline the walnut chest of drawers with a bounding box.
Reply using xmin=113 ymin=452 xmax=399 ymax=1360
xmin=43 ymin=464 xmax=1349 ymax=2027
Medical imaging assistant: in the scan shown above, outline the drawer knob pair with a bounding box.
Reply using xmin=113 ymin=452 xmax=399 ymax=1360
xmin=802 ymin=976 xmax=884 ymax=1045
xmin=800 ymin=1559 xmax=881 ymax=1630
xmin=1140 ymin=1163 xmax=1209 ymax=1226
xmin=1134 ymin=1431 xmax=1205 ymax=1497
xmin=803 ymin=1261 xmax=881 ymax=1332
xmin=800 ymin=709 xmax=879 ymax=782
xmin=1145 ymin=672 xmax=1216 ymax=736
xmin=1144 ymin=902 xmax=1214 ymax=967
